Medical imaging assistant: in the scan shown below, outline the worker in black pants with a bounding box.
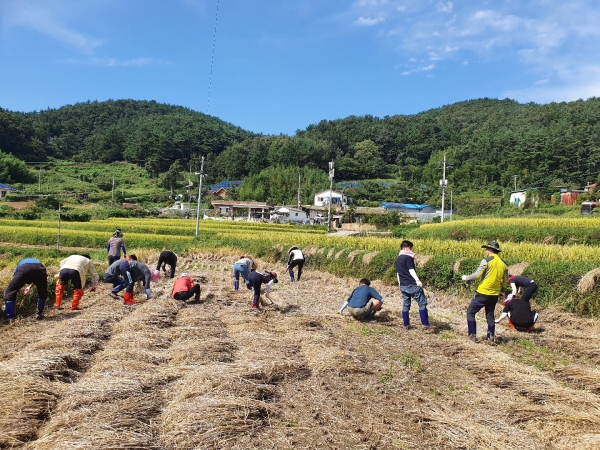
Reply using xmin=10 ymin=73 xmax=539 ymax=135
xmin=4 ymin=258 xmax=48 ymax=321
xmin=157 ymin=250 xmax=178 ymax=279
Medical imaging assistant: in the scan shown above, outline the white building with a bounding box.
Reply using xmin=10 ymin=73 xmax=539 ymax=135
xmin=270 ymin=206 xmax=308 ymax=223
xmin=313 ymin=189 xmax=347 ymax=207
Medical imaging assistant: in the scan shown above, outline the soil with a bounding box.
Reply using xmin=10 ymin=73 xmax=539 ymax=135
xmin=1 ymin=253 xmax=599 ymax=449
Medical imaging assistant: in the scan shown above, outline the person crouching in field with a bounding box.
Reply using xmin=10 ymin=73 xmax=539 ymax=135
xmin=395 ymin=240 xmax=432 ymax=329
xmin=157 ymin=250 xmax=178 ymax=279
xmin=345 ymin=278 xmax=384 ymax=323
xmin=104 ymin=255 xmax=137 ymax=298
xmin=233 ymin=256 xmax=256 ymax=290
xmin=508 ymin=275 xmax=538 ymax=304
xmin=3 ymin=258 xmax=48 ymax=322
xmin=247 ymin=270 xmax=278 ymax=310
xmin=461 ymin=241 xmax=508 ymax=342
xmin=171 ymin=273 xmax=201 ymax=303
xmin=119 ymin=258 xmax=160 ymax=305
xmin=55 ymin=254 xmax=99 ymax=311
xmin=496 ymin=294 xmax=539 ymax=332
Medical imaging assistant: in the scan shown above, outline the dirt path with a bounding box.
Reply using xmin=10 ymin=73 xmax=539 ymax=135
xmin=1 ymin=253 xmax=600 ymax=449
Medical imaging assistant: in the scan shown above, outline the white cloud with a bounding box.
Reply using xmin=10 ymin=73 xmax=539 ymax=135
xmin=354 ymin=16 xmax=386 ymax=26
xmin=0 ymin=1 xmax=104 ymax=53
xmin=437 ymin=2 xmax=453 ymax=13
xmin=402 ymin=63 xmax=436 ymax=75
xmin=503 ymin=65 xmax=600 ymax=103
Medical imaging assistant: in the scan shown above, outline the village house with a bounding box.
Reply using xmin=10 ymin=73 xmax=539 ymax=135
xmin=0 ymin=183 xmax=17 ymax=199
xmin=211 ymin=200 xmax=273 ymax=221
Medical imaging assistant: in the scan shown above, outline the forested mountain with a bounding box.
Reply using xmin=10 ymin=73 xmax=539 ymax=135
xmin=0 ymin=99 xmax=254 ymax=175
xmin=1 ymin=97 xmax=600 ymax=202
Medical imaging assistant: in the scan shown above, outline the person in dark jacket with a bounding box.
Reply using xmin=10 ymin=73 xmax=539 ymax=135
xmin=286 ymin=246 xmax=305 ymax=282
xmin=507 ymin=275 xmax=538 ymax=304
xmin=3 ymin=258 xmax=48 ymax=321
xmin=343 ymin=278 xmax=383 ymax=323
xmin=156 ymin=250 xmax=178 ymax=279
xmin=119 ymin=259 xmax=160 ymax=305
xmin=103 ymin=255 xmax=137 ymax=298
xmin=395 ymin=240 xmax=431 ymax=328
xmin=496 ymin=295 xmax=539 ymax=331
xmin=247 ymin=270 xmax=278 ymax=310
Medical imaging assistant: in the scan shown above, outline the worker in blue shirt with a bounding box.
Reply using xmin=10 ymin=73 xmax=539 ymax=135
xmin=3 ymin=258 xmax=48 ymax=322
xmin=343 ymin=278 xmax=383 ymax=322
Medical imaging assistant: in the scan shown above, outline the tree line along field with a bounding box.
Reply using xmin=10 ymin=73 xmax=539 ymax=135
xmin=2 ymin=248 xmax=600 ymax=447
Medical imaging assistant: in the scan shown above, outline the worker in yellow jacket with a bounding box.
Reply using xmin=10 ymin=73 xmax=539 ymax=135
xmin=55 ymin=254 xmax=99 ymax=311
xmin=461 ymin=241 xmax=508 ymax=342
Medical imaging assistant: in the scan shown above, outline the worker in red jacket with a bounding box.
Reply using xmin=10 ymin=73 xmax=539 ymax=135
xmin=171 ymin=273 xmax=201 ymax=303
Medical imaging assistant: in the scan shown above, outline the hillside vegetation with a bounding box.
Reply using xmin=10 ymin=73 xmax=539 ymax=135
xmin=2 ymin=98 xmax=600 ymax=206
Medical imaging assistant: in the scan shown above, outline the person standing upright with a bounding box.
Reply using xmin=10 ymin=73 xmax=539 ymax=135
xmin=461 ymin=241 xmax=508 ymax=342
xmin=107 ymin=229 xmax=127 ymax=266
xmin=287 ymin=246 xmax=305 ymax=282
xmin=395 ymin=240 xmax=432 ymax=329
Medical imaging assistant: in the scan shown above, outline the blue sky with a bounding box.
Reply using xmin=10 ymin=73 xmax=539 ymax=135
xmin=1 ymin=0 xmax=599 ymax=135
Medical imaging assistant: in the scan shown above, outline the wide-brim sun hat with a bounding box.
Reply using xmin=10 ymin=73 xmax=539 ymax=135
xmin=482 ymin=241 xmax=502 ymax=252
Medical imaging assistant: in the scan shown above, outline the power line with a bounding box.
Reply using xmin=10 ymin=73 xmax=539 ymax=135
xmin=207 ymin=0 xmax=220 ymax=115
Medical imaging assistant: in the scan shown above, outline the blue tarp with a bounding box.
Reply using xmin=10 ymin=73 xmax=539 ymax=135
xmin=380 ymin=202 xmax=430 ymax=210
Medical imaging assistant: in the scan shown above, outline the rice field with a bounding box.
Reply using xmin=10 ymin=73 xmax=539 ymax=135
xmin=1 ymin=252 xmax=600 ymax=449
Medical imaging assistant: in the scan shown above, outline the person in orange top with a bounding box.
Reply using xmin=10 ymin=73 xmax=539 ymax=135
xmin=171 ymin=273 xmax=201 ymax=303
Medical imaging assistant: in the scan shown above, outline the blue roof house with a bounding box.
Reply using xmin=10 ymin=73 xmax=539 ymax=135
xmin=0 ymin=183 xmax=17 ymax=198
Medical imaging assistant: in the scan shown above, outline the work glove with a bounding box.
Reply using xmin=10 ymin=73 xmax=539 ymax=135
xmin=461 ymin=275 xmax=467 ymax=281
xmin=495 ymin=318 xmax=500 ymax=323
xmin=416 ymin=281 xmax=423 ymax=288
xmin=145 ymin=288 xmax=152 ymax=299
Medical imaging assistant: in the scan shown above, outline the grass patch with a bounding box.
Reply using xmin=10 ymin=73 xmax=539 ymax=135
xmin=500 ymin=338 xmax=569 ymax=371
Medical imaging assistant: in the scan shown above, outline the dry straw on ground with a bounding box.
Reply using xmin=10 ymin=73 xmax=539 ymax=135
xmin=3 ymin=253 xmax=600 ymax=449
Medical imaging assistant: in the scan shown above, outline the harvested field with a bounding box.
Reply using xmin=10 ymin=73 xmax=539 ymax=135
xmin=2 ymin=252 xmax=600 ymax=449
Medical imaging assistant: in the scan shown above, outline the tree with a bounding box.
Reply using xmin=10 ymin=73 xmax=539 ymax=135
xmin=159 ymin=161 xmax=184 ymax=196
xmin=0 ymin=151 xmax=36 ymax=183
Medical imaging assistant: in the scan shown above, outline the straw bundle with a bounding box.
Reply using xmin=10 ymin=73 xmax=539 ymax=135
xmin=577 ymin=267 xmax=600 ymax=293
xmin=453 ymin=257 xmax=466 ymax=273
xmin=362 ymin=251 xmax=380 ymax=265
xmin=507 ymin=261 xmax=530 ymax=277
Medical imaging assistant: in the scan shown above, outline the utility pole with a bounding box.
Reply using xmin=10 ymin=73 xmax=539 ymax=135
xmin=297 ymin=172 xmax=301 ymax=209
xmin=111 ymin=173 xmax=115 ymax=203
xmin=57 ymin=203 xmax=61 ymax=250
xmin=450 ymin=190 xmax=453 ymax=221
xmin=440 ymin=152 xmax=448 ymax=222
xmin=327 ymin=161 xmax=334 ymax=232
xmin=195 ymin=156 xmax=205 ymax=238
xmin=38 ymin=168 xmax=41 ymax=193
xmin=513 ymin=175 xmax=518 ymax=191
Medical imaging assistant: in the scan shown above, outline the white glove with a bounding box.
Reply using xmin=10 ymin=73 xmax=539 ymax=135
xmin=495 ymin=318 xmax=500 ymax=323
xmin=416 ymin=281 xmax=423 ymax=288
xmin=461 ymin=275 xmax=467 ymax=281
xmin=145 ymin=288 xmax=152 ymax=299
